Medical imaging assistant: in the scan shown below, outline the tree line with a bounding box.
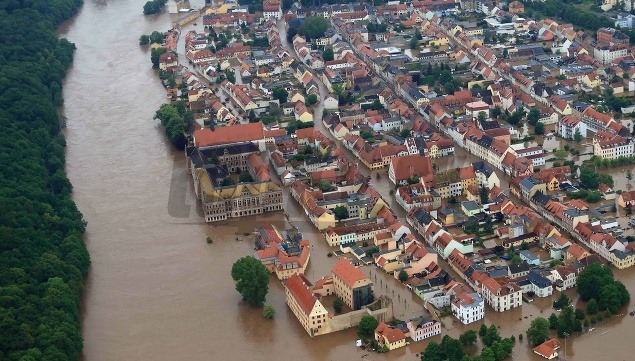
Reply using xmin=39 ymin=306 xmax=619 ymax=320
xmin=422 ymin=325 xmax=514 ymax=361
xmin=0 ymin=0 xmax=90 ymax=360
xmin=154 ymin=102 xmax=194 ymax=149
xmin=522 ymin=0 xmax=614 ymax=34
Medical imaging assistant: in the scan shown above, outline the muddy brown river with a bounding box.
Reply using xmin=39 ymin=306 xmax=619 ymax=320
xmin=57 ymin=1 xmax=635 ymax=360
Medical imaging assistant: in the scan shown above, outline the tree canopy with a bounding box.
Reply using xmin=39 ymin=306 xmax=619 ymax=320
xmin=154 ymin=103 xmax=189 ymax=148
xmin=526 ymin=317 xmax=550 ymax=346
xmin=422 ymin=329 xmax=513 ymax=361
xmin=272 ymin=87 xmax=288 ymax=103
xmin=231 ymin=256 xmax=270 ymax=307
xmin=297 ymin=16 xmax=330 ymax=40
xmin=333 ymin=205 xmax=349 ymax=220
xmin=0 ymin=1 xmax=90 ymax=360
xmin=578 ymin=263 xmax=629 ymax=315
xmin=143 ymin=0 xmax=168 ymax=15
xmin=357 ymin=315 xmax=378 ymax=335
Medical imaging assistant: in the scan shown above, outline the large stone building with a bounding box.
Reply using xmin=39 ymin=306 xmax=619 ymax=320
xmin=284 ymin=274 xmax=330 ymax=336
xmin=332 ymin=258 xmax=374 ymax=310
xmin=253 ymin=223 xmax=310 ymax=280
xmin=187 ymin=142 xmax=283 ymax=222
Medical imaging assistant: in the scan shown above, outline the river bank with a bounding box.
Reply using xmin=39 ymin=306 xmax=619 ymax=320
xmin=52 ymin=2 xmax=635 ymax=361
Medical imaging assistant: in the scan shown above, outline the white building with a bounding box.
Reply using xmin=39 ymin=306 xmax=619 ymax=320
xmin=593 ymin=136 xmax=634 ymax=159
xmin=479 ymin=276 xmax=523 ymax=312
xmin=593 ymin=44 xmax=629 ymax=65
xmin=451 ymin=291 xmax=485 ymax=324
xmin=557 ymin=115 xmax=587 ymax=139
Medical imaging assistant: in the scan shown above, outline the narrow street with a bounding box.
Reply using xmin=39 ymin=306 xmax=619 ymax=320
xmin=275 ymin=19 xmax=416 ymax=220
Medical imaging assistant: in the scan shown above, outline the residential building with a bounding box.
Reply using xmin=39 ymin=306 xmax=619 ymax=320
xmin=388 ymin=154 xmax=434 ymax=185
xmin=618 ymin=191 xmax=635 ymax=208
xmin=406 ymin=316 xmax=442 ymax=341
xmin=533 ymin=338 xmax=560 ymax=360
xmin=593 ymin=135 xmax=634 ymax=159
xmin=451 ymin=291 xmax=485 ymax=324
xmin=478 ymin=275 xmax=523 ymax=312
xmin=332 ymin=259 xmax=374 ymax=310
xmin=284 ymin=274 xmax=330 ymax=336
xmin=557 ymin=115 xmax=587 ymax=139
xmin=374 ymin=323 xmax=406 ymax=350
xmin=253 ymin=223 xmax=310 ymax=280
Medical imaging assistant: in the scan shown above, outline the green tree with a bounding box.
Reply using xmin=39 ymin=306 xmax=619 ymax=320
xmin=231 ymin=256 xmax=270 ymax=307
xmin=553 ymin=293 xmax=571 ymax=309
xmin=297 ymin=16 xmax=330 ymax=40
xmin=479 ymin=186 xmax=489 ymax=204
xmin=272 ymin=87 xmax=289 ymax=103
xmin=579 ymin=167 xmax=614 ymax=189
xmin=587 ymin=298 xmax=598 ymax=314
xmin=422 ymin=341 xmax=444 ymax=361
xmin=527 ymin=107 xmax=541 ymax=126
xmin=306 ymin=94 xmax=319 ymax=106
xmin=479 ymin=323 xmax=488 ymax=337
xmin=398 ymin=270 xmax=408 ymax=282
xmin=534 ymin=122 xmax=545 ymax=135
xmin=599 ymin=281 xmax=630 ymax=314
xmin=575 ymin=309 xmax=585 ymax=320
xmin=549 ymin=313 xmax=558 ymax=329
xmin=577 ymin=263 xmax=615 ymax=301
xmin=526 ymin=317 xmax=550 ymax=346
xmin=333 ymin=205 xmax=349 ymax=220
xmin=139 ymin=34 xmax=150 ymax=45
xmin=627 ymin=169 xmax=633 ymax=183
xmin=557 ymin=306 xmax=576 ymax=337
xmin=554 ymin=148 xmax=568 ymax=160
xmin=410 ymin=37 xmax=420 ymax=50
xmin=323 ymin=47 xmax=334 ymax=61
xmin=441 ymin=335 xmax=465 ymax=361
xmin=574 ymin=128 xmax=583 ymax=142
xmin=143 ymin=0 xmax=168 ymax=15
xmin=459 ymin=330 xmax=477 ymax=347
xmin=333 ymin=297 xmax=343 ymax=313
xmin=226 ymin=70 xmax=236 ymax=83
xmin=400 ymin=128 xmax=411 ymax=138
xmin=263 ymin=304 xmax=275 ymax=319
xmin=151 ymin=47 xmax=167 ymax=67
xmin=491 ymin=106 xmax=502 ymax=119
xmin=478 ymin=111 xmax=488 ymax=123
xmin=483 ymin=325 xmax=501 ymax=347
xmin=371 ymin=99 xmax=384 ymax=111
xmin=154 ymin=103 xmax=186 ymax=145
xmin=358 ymin=315 xmax=379 ymax=336
xmin=239 ymin=173 xmax=254 ymax=183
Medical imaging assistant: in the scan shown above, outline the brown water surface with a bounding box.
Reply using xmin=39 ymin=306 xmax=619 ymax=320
xmin=57 ymin=1 xmax=635 ymax=360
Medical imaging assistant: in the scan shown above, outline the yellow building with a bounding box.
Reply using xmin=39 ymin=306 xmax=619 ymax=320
xmin=285 ymin=274 xmax=330 ymax=336
xmin=194 ymin=169 xmax=283 ymax=222
xmin=332 ymin=259 xmax=373 ymax=310
xmin=374 ymin=323 xmax=407 ymax=350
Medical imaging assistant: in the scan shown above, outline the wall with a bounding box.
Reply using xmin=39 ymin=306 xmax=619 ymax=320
xmin=328 ymin=296 xmax=394 ymax=333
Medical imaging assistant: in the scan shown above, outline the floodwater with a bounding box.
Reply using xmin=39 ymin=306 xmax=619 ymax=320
xmin=56 ymin=1 xmax=635 ymax=360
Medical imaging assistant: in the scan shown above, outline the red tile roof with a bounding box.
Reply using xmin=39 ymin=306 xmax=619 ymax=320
xmin=533 ymin=338 xmax=560 ymax=359
xmin=332 ymin=258 xmax=370 ymax=288
xmin=285 ymin=274 xmax=317 ymax=316
xmin=194 ymin=122 xmax=265 ymax=147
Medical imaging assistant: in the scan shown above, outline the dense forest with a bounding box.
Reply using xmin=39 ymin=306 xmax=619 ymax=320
xmin=0 ymin=1 xmax=90 ymax=360
xmin=522 ymin=0 xmax=614 ymax=31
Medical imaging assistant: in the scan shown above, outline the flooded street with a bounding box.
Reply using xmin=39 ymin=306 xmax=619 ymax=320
xmin=56 ymin=1 xmax=635 ymax=360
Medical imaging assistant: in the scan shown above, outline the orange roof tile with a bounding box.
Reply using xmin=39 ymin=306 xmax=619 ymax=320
xmin=332 ymin=258 xmax=370 ymax=288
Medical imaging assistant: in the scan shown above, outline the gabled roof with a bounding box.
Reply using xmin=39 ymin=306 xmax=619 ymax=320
xmin=332 ymin=258 xmax=370 ymax=288
xmin=285 ymin=274 xmax=318 ymax=316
